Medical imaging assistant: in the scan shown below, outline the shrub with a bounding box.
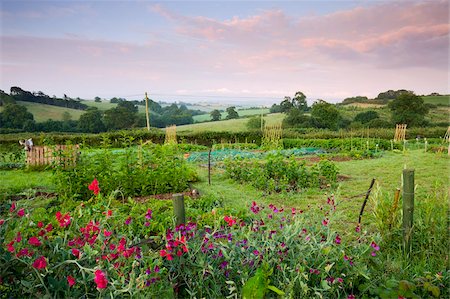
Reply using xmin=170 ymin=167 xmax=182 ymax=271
xmin=53 ymin=144 xmax=198 ymax=200
xmin=224 ymin=154 xmax=338 ymax=193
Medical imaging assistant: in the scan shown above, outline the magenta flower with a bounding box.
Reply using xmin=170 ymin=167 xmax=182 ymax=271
xmin=28 ymin=236 xmax=42 ymax=247
xmin=145 ymin=209 xmax=153 ymax=220
xmin=17 ymin=209 xmax=25 ymax=217
xmin=322 ymin=218 xmax=329 ymax=226
xmin=94 ymin=269 xmax=108 ymax=289
xmin=67 ymin=275 xmax=76 ymax=287
xmin=335 ymin=234 xmax=341 ymax=244
xmin=32 ymin=256 xmax=47 ymax=269
xmin=88 ymin=178 xmax=100 ymax=196
xmin=125 ymin=216 xmax=132 ymax=225
xmin=355 ymin=224 xmax=361 ymax=233
xmin=347 ymin=295 xmax=356 ymax=299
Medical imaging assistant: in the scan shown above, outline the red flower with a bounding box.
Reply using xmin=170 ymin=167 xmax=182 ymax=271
xmin=32 ymin=256 xmax=47 ymax=269
xmin=94 ymin=269 xmax=108 ymax=289
xmin=15 ymin=232 xmax=22 ymax=242
xmin=335 ymin=234 xmax=341 ymax=245
xmin=88 ymin=179 xmax=100 ymax=196
xmin=71 ymin=248 xmax=81 ymax=258
xmin=55 ymin=211 xmax=71 ymax=228
xmin=224 ymin=215 xmax=236 ymax=227
xmin=0 ymin=219 xmax=4 ymax=225
xmin=10 ymin=202 xmax=16 ymax=212
xmin=37 ymin=221 xmax=43 ymax=228
xmin=103 ymin=230 xmax=112 ymax=237
xmin=6 ymin=241 xmax=15 ymax=253
xmin=67 ymin=275 xmax=76 ymax=287
xmin=28 ymin=236 xmax=42 ymax=247
xmin=17 ymin=248 xmax=32 ymax=257
xmin=45 ymin=223 xmax=53 ymax=232
xmin=17 ymin=209 xmax=25 ymax=217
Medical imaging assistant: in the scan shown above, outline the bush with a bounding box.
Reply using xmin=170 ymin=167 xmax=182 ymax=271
xmin=224 ymin=154 xmax=338 ymax=193
xmin=53 ymin=144 xmax=198 ymax=200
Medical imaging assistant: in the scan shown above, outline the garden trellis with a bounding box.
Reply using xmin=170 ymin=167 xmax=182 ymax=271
xmin=26 ymin=145 xmax=79 ymax=166
xmin=165 ymin=125 xmax=177 ymax=145
xmin=262 ymin=123 xmax=283 ymax=149
xmin=393 ymin=124 xmax=407 ymax=142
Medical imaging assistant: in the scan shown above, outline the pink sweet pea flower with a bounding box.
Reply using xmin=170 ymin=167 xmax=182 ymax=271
xmin=67 ymin=275 xmax=76 ymax=287
xmin=32 ymin=256 xmax=47 ymax=269
xmin=94 ymin=270 xmax=108 ymax=289
xmin=28 ymin=236 xmax=42 ymax=247
xmin=88 ymin=178 xmax=100 ymax=195
xmin=17 ymin=209 xmax=25 ymax=217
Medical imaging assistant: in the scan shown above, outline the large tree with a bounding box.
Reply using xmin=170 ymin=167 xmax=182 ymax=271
xmin=310 ymin=100 xmax=342 ymax=130
xmin=388 ymin=93 xmax=429 ymax=127
xmin=103 ymin=102 xmax=138 ymax=130
xmin=210 ymin=110 xmax=221 ymax=121
xmin=225 ymin=107 xmax=239 ymax=119
xmin=0 ymin=103 xmax=34 ymax=129
xmin=78 ymin=107 xmax=106 ymax=133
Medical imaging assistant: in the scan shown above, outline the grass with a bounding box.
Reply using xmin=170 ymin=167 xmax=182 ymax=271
xmin=193 ymin=108 xmax=270 ymax=123
xmin=14 ymin=101 xmax=85 ymax=122
xmin=192 ymin=150 xmax=449 ymax=227
xmin=422 ymin=95 xmax=450 ymax=106
xmin=178 ymin=113 xmax=284 ymax=132
xmin=0 ymin=169 xmax=53 ymax=195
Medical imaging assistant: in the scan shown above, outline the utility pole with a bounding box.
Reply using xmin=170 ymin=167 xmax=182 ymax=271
xmin=145 ymin=92 xmax=150 ymax=131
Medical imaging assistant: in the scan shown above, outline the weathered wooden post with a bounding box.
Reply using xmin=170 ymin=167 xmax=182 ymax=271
xmin=402 ymin=169 xmax=414 ymax=253
xmin=172 ymin=193 xmax=186 ymax=226
xmin=208 ymin=148 xmax=212 ymax=185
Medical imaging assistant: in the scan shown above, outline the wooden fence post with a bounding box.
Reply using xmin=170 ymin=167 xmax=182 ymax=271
xmin=402 ymin=169 xmax=414 ymax=253
xmin=172 ymin=193 xmax=186 ymax=226
xmin=208 ymin=149 xmax=212 ymax=185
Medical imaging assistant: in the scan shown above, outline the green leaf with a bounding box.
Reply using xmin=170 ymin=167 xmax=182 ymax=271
xmin=242 ymin=268 xmax=267 ymax=299
xmin=267 ymin=285 xmax=285 ymax=295
xmin=320 ymin=280 xmax=331 ymax=290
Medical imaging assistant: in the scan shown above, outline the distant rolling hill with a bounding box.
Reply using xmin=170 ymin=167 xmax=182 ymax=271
xmin=14 ymin=101 xmax=85 ymax=122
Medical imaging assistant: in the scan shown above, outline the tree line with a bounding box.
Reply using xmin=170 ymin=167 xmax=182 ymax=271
xmin=0 ymin=88 xmax=204 ymax=133
xmin=261 ymin=90 xmax=432 ymax=130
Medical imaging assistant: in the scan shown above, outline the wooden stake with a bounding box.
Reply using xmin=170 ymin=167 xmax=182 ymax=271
xmin=358 ymin=178 xmax=376 ymax=225
xmin=172 ymin=193 xmax=186 ymax=226
xmin=402 ymin=169 xmax=414 ymax=253
xmin=145 ymin=92 xmax=150 ymax=131
xmin=208 ymin=148 xmax=212 ymax=185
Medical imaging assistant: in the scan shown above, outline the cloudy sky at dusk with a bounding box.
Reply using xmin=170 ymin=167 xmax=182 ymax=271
xmin=1 ymin=0 xmax=448 ymax=105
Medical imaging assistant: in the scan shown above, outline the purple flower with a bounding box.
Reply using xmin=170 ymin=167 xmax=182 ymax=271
xmin=125 ymin=216 xmax=132 ymax=225
xmin=253 ymin=250 xmax=259 ymax=256
xmin=145 ymin=221 xmax=150 ymax=227
xmin=145 ymin=209 xmax=152 ymax=220
xmin=335 ymin=234 xmax=341 ymax=244
xmin=154 ymin=265 xmax=160 ymax=273
xmin=220 ymin=261 xmax=228 ymax=269
xmin=146 ymin=268 xmax=151 ymax=275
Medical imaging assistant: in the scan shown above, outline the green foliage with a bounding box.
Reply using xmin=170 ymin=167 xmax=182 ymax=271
xmin=53 ymin=144 xmax=198 ymax=199
xmin=0 ymin=103 xmax=35 ymax=129
xmin=282 ymin=108 xmax=311 ymax=128
xmin=246 ymin=115 xmax=265 ymax=130
xmin=210 ymin=109 xmax=221 ymax=121
xmin=224 ymin=154 xmax=338 ymax=193
xmin=388 ymin=93 xmax=429 ymax=127
xmin=311 ymin=100 xmax=342 ymax=130
xmin=354 ymin=110 xmax=379 ymax=124
xmin=77 ymin=107 xmax=106 ymax=133
xmin=225 ymin=106 xmax=239 ymax=119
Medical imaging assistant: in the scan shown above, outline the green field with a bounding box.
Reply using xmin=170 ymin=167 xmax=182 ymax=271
xmin=82 ymin=100 xmax=147 ymax=113
xmin=422 ymin=95 xmax=450 ymax=106
xmin=15 ymin=101 xmax=85 ymax=122
xmin=178 ymin=112 xmax=284 ymax=132
xmin=193 ymin=108 xmax=270 ymax=122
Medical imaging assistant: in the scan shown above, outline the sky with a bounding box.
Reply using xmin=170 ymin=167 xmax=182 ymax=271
xmin=1 ymin=0 xmax=449 ymax=105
